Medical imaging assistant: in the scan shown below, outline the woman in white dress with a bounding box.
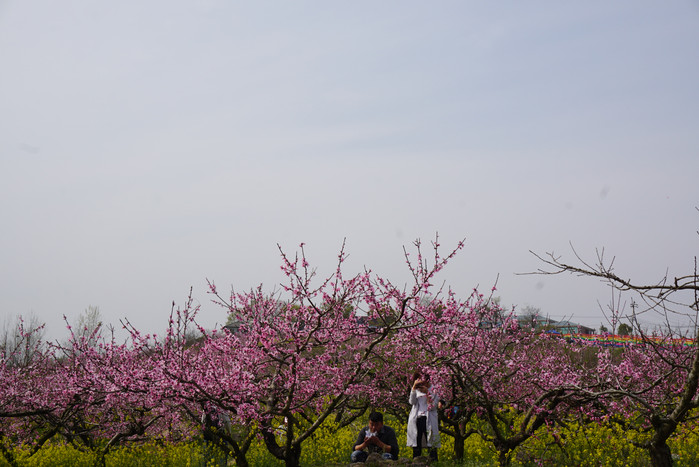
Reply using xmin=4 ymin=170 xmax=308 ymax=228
xmin=406 ymin=369 xmax=440 ymax=460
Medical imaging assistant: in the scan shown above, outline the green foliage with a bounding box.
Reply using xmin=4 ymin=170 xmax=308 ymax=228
xmin=617 ymin=323 xmax=633 ymax=336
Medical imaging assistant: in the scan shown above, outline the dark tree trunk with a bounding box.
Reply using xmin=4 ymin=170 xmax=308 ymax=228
xmin=228 ymin=441 xmax=249 ymax=467
xmin=440 ymin=418 xmax=468 ymax=460
xmin=648 ymin=441 xmax=673 ymax=467
xmin=453 ymin=432 xmax=465 ymax=460
xmin=261 ymin=426 xmax=302 ymax=467
xmin=646 ymin=416 xmax=677 ymax=467
xmin=261 ymin=428 xmax=285 ymax=460
xmin=283 ymin=445 xmax=302 ymax=467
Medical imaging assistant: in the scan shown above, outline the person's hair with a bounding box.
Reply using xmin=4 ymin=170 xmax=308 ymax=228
xmin=368 ymin=411 xmax=383 ymax=423
xmin=412 ymin=369 xmax=430 ymax=383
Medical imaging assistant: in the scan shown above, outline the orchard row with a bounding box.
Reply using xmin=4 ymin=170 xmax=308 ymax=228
xmin=2 ymin=238 xmax=697 ymax=467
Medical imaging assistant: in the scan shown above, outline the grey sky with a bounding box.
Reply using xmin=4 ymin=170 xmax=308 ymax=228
xmin=1 ymin=1 xmax=698 ymax=340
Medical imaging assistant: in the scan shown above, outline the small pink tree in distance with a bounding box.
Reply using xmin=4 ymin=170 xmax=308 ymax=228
xmin=132 ymin=290 xmax=262 ymax=467
xmin=0 ymin=320 xmax=59 ymax=466
xmin=62 ymin=325 xmax=190 ymax=466
xmin=1 ymin=312 xmax=199 ymax=467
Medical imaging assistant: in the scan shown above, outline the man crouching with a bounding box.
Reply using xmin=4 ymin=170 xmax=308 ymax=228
xmin=351 ymin=411 xmax=399 ymax=462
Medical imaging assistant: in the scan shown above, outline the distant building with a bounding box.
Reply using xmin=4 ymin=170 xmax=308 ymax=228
xmin=516 ymin=315 xmax=595 ymax=334
xmin=550 ymin=319 xmax=595 ymax=335
xmin=223 ymin=321 xmax=243 ymax=335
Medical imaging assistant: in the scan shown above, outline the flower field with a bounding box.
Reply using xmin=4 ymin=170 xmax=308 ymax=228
xmin=3 ymin=414 xmax=699 ymax=466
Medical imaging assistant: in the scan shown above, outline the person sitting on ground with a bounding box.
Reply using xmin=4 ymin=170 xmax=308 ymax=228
xmin=350 ymin=411 xmax=399 ymax=462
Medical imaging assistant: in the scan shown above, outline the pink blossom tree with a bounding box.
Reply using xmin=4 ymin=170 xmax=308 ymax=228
xmin=402 ymin=293 xmax=602 ymax=465
xmin=531 ymin=241 xmax=699 ymax=467
xmin=0 ymin=320 xmax=58 ymax=466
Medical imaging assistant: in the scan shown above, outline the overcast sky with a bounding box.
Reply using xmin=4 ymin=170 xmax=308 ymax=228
xmin=1 ymin=1 xmax=698 ymax=340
